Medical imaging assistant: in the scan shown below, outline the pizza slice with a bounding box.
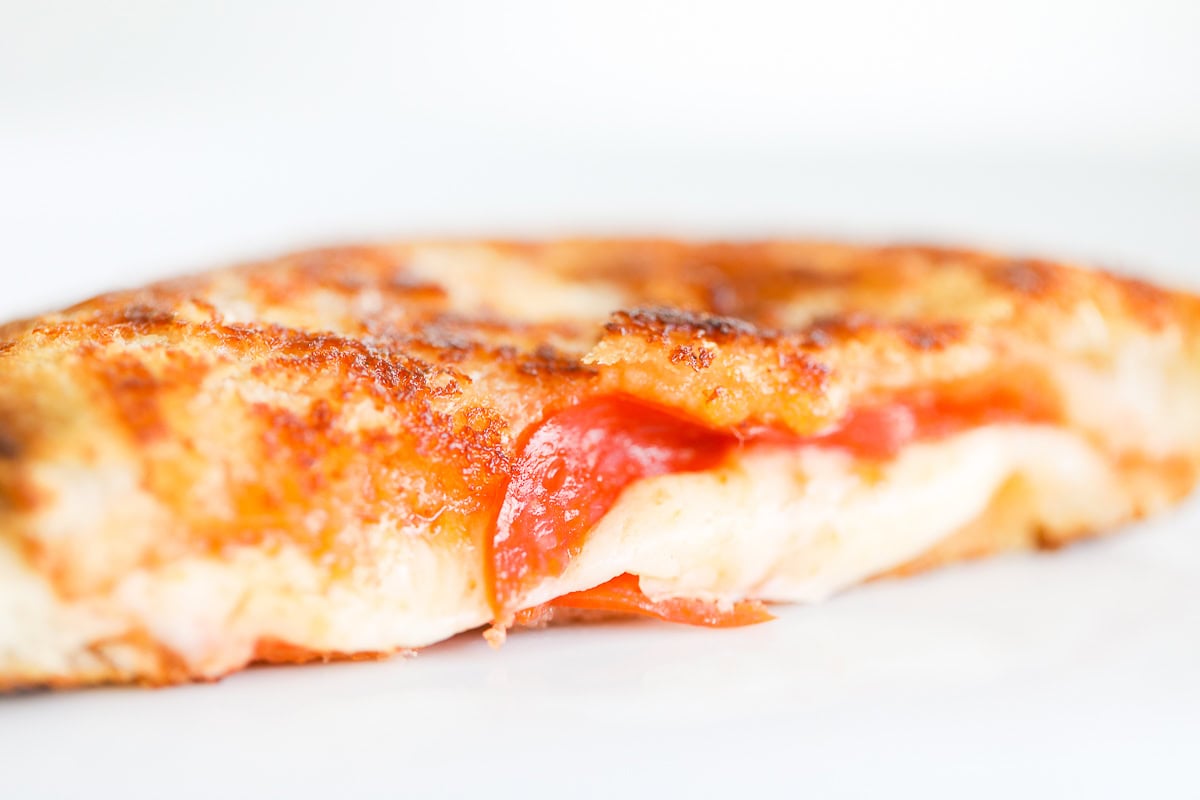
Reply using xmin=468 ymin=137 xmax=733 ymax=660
xmin=2 ymin=240 xmax=1198 ymax=689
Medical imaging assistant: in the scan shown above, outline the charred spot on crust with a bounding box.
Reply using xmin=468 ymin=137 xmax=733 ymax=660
xmin=669 ymin=344 xmax=716 ymax=372
xmin=516 ymin=344 xmax=596 ymax=377
xmin=409 ymin=323 xmax=481 ymax=362
xmin=251 ymin=326 xmax=453 ymax=401
xmin=776 ymin=349 xmax=832 ymax=391
xmin=606 ymin=306 xmax=767 ymax=344
xmin=400 ymin=319 xmax=598 ymax=377
xmin=48 ymin=297 xmax=188 ymax=337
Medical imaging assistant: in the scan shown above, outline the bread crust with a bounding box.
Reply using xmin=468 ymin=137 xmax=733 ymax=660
xmin=3 ymin=240 xmax=1199 ymax=690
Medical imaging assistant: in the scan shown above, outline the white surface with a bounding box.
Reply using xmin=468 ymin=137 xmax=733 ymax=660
xmin=1 ymin=1 xmax=1199 ymax=797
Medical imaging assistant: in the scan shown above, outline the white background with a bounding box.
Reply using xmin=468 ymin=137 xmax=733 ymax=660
xmin=1 ymin=1 xmax=1198 ymax=797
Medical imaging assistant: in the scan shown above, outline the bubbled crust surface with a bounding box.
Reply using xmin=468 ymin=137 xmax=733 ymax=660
xmin=2 ymin=239 xmax=1199 ymax=689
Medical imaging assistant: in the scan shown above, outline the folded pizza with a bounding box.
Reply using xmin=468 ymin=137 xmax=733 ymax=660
xmin=2 ymin=240 xmax=1198 ymax=689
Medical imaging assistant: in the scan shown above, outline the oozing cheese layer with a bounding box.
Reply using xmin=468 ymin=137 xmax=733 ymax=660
xmin=525 ymin=424 xmax=1129 ymax=610
xmin=1 ymin=424 xmax=1133 ymax=682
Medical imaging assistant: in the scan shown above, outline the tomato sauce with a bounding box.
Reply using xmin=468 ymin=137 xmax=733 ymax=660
xmin=521 ymin=573 xmax=774 ymax=627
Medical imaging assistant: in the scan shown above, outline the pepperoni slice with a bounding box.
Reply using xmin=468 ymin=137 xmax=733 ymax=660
xmin=535 ymin=573 xmax=774 ymax=628
xmin=491 ymin=382 xmax=1056 ymax=622
xmin=492 ymin=399 xmax=735 ymax=616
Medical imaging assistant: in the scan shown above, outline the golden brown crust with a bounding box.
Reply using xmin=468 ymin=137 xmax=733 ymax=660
xmin=2 ymin=239 xmax=1199 ymax=690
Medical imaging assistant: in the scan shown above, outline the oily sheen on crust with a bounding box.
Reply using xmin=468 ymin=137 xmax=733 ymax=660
xmin=1 ymin=240 xmax=1199 ymax=689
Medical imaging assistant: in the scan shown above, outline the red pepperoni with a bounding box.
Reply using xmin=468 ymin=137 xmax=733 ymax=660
xmin=491 ymin=384 xmax=1055 ymax=622
xmin=492 ymin=399 xmax=735 ymax=616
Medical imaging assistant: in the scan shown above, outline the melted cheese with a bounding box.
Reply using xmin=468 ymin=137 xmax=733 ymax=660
xmin=526 ymin=425 xmax=1130 ymax=609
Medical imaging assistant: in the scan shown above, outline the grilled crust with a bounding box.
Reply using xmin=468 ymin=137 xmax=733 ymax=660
xmin=2 ymin=240 xmax=1200 ymax=690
